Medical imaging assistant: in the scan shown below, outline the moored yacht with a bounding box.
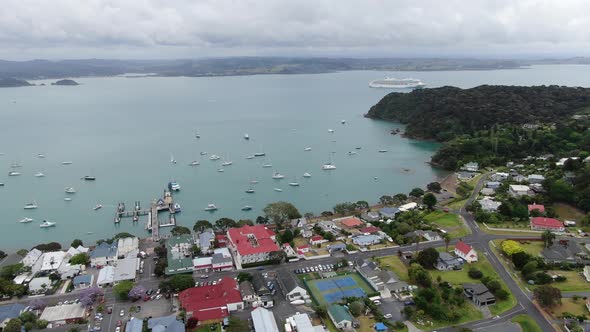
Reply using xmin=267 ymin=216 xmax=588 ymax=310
xmin=289 ymin=177 xmax=300 ymax=186
xmin=254 ymin=152 xmax=265 ymax=157
xmin=174 ymin=203 xmax=181 ymax=212
xmin=245 ymin=188 xmax=255 ymax=193
xmin=322 ymin=164 xmax=336 ymax=170
xmin=209 ymin=155 xmax=221 ymax=161
xmin=303 ymin=172 xmax=312 ymax=178
xmin=274 ymin=188 xmax=283 ymax=192
xmin=246 ymin=155 xmax=255 ymax=159
xmin=304 ymin=147 xmax=312 ymax=151
xmin=189 ymin=161 xmax=200 ymax=166
xmin=39 ymin=220 xmax=56 ymax=228
xmin=8 ymin=171 xmax=21 ymax=176
xmin=272 ymin=172 xmax=285 ymax=179
xmin=19 ymin=217 xmax=34 ymax=223
xmin=241 ymin=206 xmax=253 ymax=211
xmin=244 ymin=134 xmax=250 ymax=140
xmin=24 ymin=202 xmax=38 ymax=209
xmin=204 ymin=204 xmax=218 ymax=211
xmin=62 ymin=161 xmax=73 ymax=165
xmin=65 ymin=187 xmax=76 ymax=193
xmin=168 ymin=181 xmax=181 ymax=191
xmin=94 ymin=204 xmax=102 ymax=211
xmin=34 ymin=172 xmax=45 ymax=177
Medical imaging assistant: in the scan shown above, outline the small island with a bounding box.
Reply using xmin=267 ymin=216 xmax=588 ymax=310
xmin=0 ymin=77 xmax=32 ymax=88
xmin=51 ymin=79 xmax=79 ymax=86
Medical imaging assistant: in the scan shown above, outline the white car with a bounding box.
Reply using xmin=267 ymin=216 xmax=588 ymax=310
xmin=119 ymin=309 xmax=125 ymax=317
xmin=384 ymin=314 xmax=392 ymax=319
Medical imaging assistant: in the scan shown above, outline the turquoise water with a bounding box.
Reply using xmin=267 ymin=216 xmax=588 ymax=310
xmin=0 ymin=65 xmax=588 ymax=249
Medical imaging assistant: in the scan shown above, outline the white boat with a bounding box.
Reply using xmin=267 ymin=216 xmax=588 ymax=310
xmin=262 ymin=163 xmax=273 ymax=168
xmin=304 ymin=147 xmax=312 ymax=151
xmin=289 ymin=177 xmax=300 ymax=186
xmin=24 ymin=202 xmax=38 ymax=209
xmin=189 ymin=161 xmax=200 ymax=166
xmin=37 ymin=154 xmax=45 ymax=158
xmin=10 ymin=163 xmax=22 ymax=168
xmin=246 ymin=155 xmax=255 ymax=159
xmin=204 ymin=204 xmax=218 ymax=211
xmin=348 ymin=151 xmax=357 ymax=155
xmin=328 ymin=129 xmax=335 ymax=133
xmin=34 ymin=172 xmax=45 ymax=177
xmin=19 ymin=217 xmax=34 ymax=223
xmin=322 ymin=164 xmax=337 ymax=170
xmin=8 ymin=171 xmax=20 ymax=176
xmin=303 ymin=172 xmax=312 ymax=178
xmin=39 ymin=220 xmax=56 ymax=228
xmin=341 ymin=120 xmax=346 ymax=124
xmin=168 ymin=181 xmax=181 ymax=191
xmin=250 ymin=180 xmax=259 ymax=184
xmin=244 ymin=133 xmax=250 ymax=140
xmin=221 ymin=161 xmax=233 ymax=166
xmin=65 ymin=187 xmax=76 ymax=194
xmin=378 ymin=149 xmax=388 ymax=153
xmin=195 ymin=133 xmax=201 ymax=139
xmin=62 ymin=161 xmax=73 ymax=165
xmin=64 ymin=197 xmax=72 ymax=201
xmin=245 ymin=188 xmax=255 ymax=193
xmin=218 ymin=168 xmax=225 ymax=172
xmin=200 ymin=152 xmax=208 ymax=155
xmin=274 ymin=188 xmax=283 ymax=192
xmin=170 ymin=154 xmax=176 ymax=164
xmin=272 ymin=172 xmax=285 ymax=179
xmin=254 ymin=152 xmax=266 ymax=157
xmin=369 ymin=77 xmax=426 ymax=89
xmin=209 ymin=155 xmax=221 ymax=161
xmin=94 ymin=204 xmax=102 ymax=211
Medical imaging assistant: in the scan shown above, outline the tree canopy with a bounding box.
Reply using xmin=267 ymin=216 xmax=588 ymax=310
xmin=263 ymin=202 xmax=301 ymax=227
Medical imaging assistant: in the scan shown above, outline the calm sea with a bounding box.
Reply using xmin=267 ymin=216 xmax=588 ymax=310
xmin=0 ymin=64 xmax=588 ymax=249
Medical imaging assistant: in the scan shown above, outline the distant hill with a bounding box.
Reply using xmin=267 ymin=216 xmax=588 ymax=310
xmin=0 ymin=77 xmax=31 ymax=87
xmin=51 ymin=79 xmax=79 ymax=86
xmin=366 ymin=85 xmax=590 ymax=141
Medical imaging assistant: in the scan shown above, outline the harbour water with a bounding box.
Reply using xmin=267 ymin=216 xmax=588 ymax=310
xmin=0 ymin=64 xmax=589 ymax=249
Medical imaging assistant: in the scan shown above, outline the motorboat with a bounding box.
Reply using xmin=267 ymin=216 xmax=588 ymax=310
xmin=0 ymin=183 xmax=4 ymax=187
xmin=209 ymin=155 xmax=221 ymax=161
xmin=244 ymin=134 xmax=250 ymax=140
xmin=246 ymin=155 xmax=255 ymax=159
xmin=355 ymin=147 xmax=362 ymax=150
xmin=24 ymin=202 xmax=38 ymax=209
xmin=65 ymin=187 xmax=76 ymax=194
xmin=272 ymin=172 xmax=285 ymax=179
xmin=8 ymin=171 xmax=20 ymax=176
xmin=37 ymin=154 xmax=45 ymax=158
xmin=378 ymin=149 xmax=388 ymax=153
xmin=348 ymin=151 xmax=357 ymax=155
xmin=289 ymin=178 xmax=300 ymax=186
xmin=39 ymin=220 xmax=56 ymax=228
xmin=322 ymin=164 xmax=336 ymax=170
xmin=34 ymin=172 xmax=45 ymax=177
xmin=19 ymin=217 xmax=34 ymax=223
xmin=245 ymin=188 xmax=255 ymax=193
xmin=82 ymin=176 xmax=96 ymax=181
xmin=221 ymin=161 xmax=233 ymax=166
xmin=241 ymin=206 xmax=253 ymax=211
xmin=200 ymin=151 xmax=208 ymax=155
xmin=10 ymin=163 xmax=22 ymax=168
xmin=189 ymin=161 xmax=200 ymax=166
xmin=170 ymin=154 xmax=176 ymax=164
xmin=254 ymin=152 xmax=265 ymax=157
xmin=62 ymin=161 xmax=73 ymax=165
xmin=341 ymin=120 xmax=346 ymax=124
xmin=94 ymin=204 xmax=102 ymax=211
xmin=304 ymin=147 xmax=312 ymax=151
xmin=174 ymin=203 xmax=181 ymax=212
xmin=64 ymin=197 xmax=72 ymax=201
xmin=262 ymin=163 xmax=273 ymax=168
xmin=328 ymin=129 xmax=334 ymax=133
xmin=274 ymin=188 xmax=283 ymax=192
xmin=195 ymin=133 xmax=201 ymax=139
xmin=218 ymin=168 xmax=225 ymax=172
xmin=204 ymin=204 xmax=218 ymax=211
xmin=168 ymin=181 xmax=181 ymax=191
xmin=303 ymin=172 xmax=312 ymax=178
xmin=250 ymin=180 xmax=259 ymax=184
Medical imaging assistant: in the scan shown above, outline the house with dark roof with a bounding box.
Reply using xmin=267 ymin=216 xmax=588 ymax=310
xmin=356 ymin=259 xmax=408 ymax=298
xmin=328 ymin=304 xmax=353 ymax=329
xmin=166 ymin=235 xmax=195 ymax=275
xmin=542 ymin=240 xmax=588 ymax=264
xmin=90 ymin=242 xmax=118 ymax=267
xmin=239 ymin=281 xmax=257 ymax=307
xmin=125 ymin=317 xmax=143 ymax=332
xmin=435 ymin=252 xmax=464 ymax=271
xmin=197 ymin=229 xmax=216 ymax=253
xmin=0 ymin=304 xmax=25 ymax=329
xmin=454 ymin=241 xmax=478 ymax=263
xmin=327 ymin=243 xmax=347 ymax=253
xmin=72 ymin=275 xmax=94 ymax=289
xmin=379 ymin=207 xmax=400 ymax=219
xmin=282 ymin=273 xmax=309 ymax=303
xmin=361 ymin=212 xmax=381 ymax=222
xmin=147 ymin=315 xmax=185 ymax=332
xmin=463 ymin=283 xmax=496 ymax=306
xmin=179 ymin=277 xmax=243 ymax=325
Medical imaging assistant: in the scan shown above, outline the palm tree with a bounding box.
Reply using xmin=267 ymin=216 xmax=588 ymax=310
xmin=414 ymin=236 xmax=421 ymax=254
xmin=442 ymin=233 xmax=451 ymax=251
xmin=541 ymin=230 xmax=556 ymax=248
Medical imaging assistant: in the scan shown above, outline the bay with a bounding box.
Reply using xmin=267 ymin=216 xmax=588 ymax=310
xmin=0 ymin=64 xmax=587 ymax=249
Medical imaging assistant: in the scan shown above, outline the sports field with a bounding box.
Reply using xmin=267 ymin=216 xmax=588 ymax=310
xmin=306 ymin=273 xmax=374 ymax=306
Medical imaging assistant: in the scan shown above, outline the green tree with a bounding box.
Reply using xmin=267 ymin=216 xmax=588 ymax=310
xmin=416 ymin=248 xmax=439 ymax=269
xmin=0 ymin=263 xmax=24 ymax=279
xmin=379 ymin=195 xmax=394 ymax=205
xmin=348 ymin=301 xmax=364 ymax=317
xmin=193 ymin=220 xmax=212 ymax=232
xmin=159 ymin=274 xmax=194 ymax=293
xmin=541 ymin=230 xmax=556 ymax=248
xmin=534 ymin=285 xmax=562 ymax=307
xmin=170 ymin=226 xmax=191 ymax=236
xmin=0 ymin=250 xmax=6 ymax=259
xmin=408 ymin=263 xmax=432 ymax=287
xmin=442 ymin=233 xmax=451 ymax=251
xmin=36 ymin=320 xmax=48 ymax=329
xmin=24 ymin=322 xmax=35 ymax=331
xmin=422 ymin=193 xmax=437 ymax=209
xmin=409 ymin=188 xmax=425 ymax=197
xmin=263 ymin=202 xmax=301 ymax=227
xmin=215 ymin=218 xmax=237 ymax=230
xmin=70 ymin=239 xmax=83 ymax=248
xmin=427 ymin=182 xmax=442 ymax=193
xmin=280 ymin=229 xmax=294 ymax=244
xmin=268 ymin=250 xmax=286 ymax=264
xmin=226 ymin=317 xmax=249 ymax=332
xmin=69 ymin=253 xmax=90 ymax=265
xmin=355 ymin=201 xmax=370 ymax=210
xmin=3 ymin=319 xmax=22 ymax=332
xmin=237 ymin=272 xmax=253 ymax=283
xmin=113 ymin=281 xmax=134 ymax=300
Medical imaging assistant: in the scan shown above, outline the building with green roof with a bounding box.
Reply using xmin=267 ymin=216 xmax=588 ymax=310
xmin=328 ymin=304 xmax=353 ymax=330
xmin=166 ymin=235 xmax=195 ymax=275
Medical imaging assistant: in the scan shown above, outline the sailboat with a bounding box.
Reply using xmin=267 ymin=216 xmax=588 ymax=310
xmin=19 ymin=217 xmax=34 ymax=223
xmin=34 ymin=172 xmax=45 ymax=177
xmin=303 ymin=172 xmax=312 ymax=178
xmin=8 ymin=171 xmax=21 ymax=176
xmin=221 ymin=155 xmax=233 ymax=166
xmin=170 ymin=154 xmax=177 ymax=164
xmin=322 ymin=154 xmax=336 ymax=170
xmin=37 ymin=154 xmax=45 ymax=158
xmin=24 ymin=201 xmax=38 ymax=209
xmin=289 ymin=177 xmax=300 ymax=186
xmin=262 ymin=156 xmax=272 ymax=168
xmin=246 ymin=155 xmax=255 ymax=159
xmin=272 ymin=172 xmax=285 ymax=179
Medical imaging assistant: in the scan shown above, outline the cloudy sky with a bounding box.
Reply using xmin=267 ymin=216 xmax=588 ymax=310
xmin=1 ymin=0 xmax=589 ymax=60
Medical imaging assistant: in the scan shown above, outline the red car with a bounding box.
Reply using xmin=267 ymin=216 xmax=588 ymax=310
xmin=107 ymin=307 xmax=113 ymax=314
xmin=116 ymin=321 xmax=122 ymax=327
xmin=143 ymin=295 xmax=150 ymax=302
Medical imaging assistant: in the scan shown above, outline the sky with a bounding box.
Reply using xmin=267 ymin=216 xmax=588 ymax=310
xmin=1 ymin=0 xmax=590 ymax=60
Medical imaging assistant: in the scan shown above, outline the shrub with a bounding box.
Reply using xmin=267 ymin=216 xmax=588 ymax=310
xmin=468 ymin=268 xmax=483 ymax=279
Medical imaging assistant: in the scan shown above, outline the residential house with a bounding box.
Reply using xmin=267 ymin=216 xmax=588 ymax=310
xmin=147 ymin=315 xmax=185 ymax=332
xmin=436 ymin=252 xmax=464 ymax=271
xmin=463 ymin=283 xmax=496 ymax=306
xmin=492 ymin=172 xmax=509 ymax=181
xmin=297 ymin=245 xmax=310 ymax=255
xmin=336 ymin=216 xmax=364 ymax=229
xmin=58 ymin=262 xmax=83 ymax=280
xmin=480 ymin=188 xmax=495 ymax=196
xmin=530 ymin=217 xmax=565 ymax=232
xmin=166 ymin=235 xmax=194 ymax=275
xmin=352 ymin=234 xmax=382 ymax=247
xmin=583 ymin=266 xmax=590 ymax=282
xmin=125 ymin=317 xmax=143 ymax=332
xmin=116 ymin=237 xmax=139 ymax=259
xmin=361 ymin=212 xmax=381 ymax=222
xmin=328 ymin=304 xmax=353 ymax=329
xmin=318 ymin=220 xmax=340 ymax=235
xmin=360 ymin=226 xmax=380 ymax=235
xmin=283 ymin=273 xmax=309 ymax=303
xmin=286 ymin=313 xmax=326 ymax=332
xmin=509 ymin=184 xmax=531 ymax=197
xmin=454 ymin=241 xmax=478 ymax=263
xmin=478 ymin=197 xmax=502 ymax=212
xmin=457 ymin=172 xmax=477 ymax=180
xmin=21 ymin=249 xmax=42 ymax=267
xmin=542 ymin=240 xmax=588 ymax=264
xmin=310 ymin=235 xmax=328 ymax=246
xmin=399 ymin=202 xmax=418 ymax=212
xmin=327 ymin=243 xmax=346 ymax=253
xmin=179 ymin=277 xmax=243 ymax=324
xmin=513 ymin=174 xmax=527 ymax=183
xmin=227 ymin=225 xmax=280 ymax=267
xmin=215 ymin=234 xmax=228 ymax=247
xmin=211 ymin=248 xmax=233 ymax=271
xmin=28 ymin=277 xmax=52 ymax=294
xmin=90 ymin=242 xmax=118 ymax=268
xmin=197 ymin=229 xmax=216 ymax=253
xmin=0 ymin=304 xmax=25 ymax=329
xmin=64 ymin=245 xmax=89 ymax=260
xmin=291 ymin=217 xmax=308 ymax=229
xmin=422 ymin=231 xmax=442 ymax=242
xmin=528 ymin=174 xmax=545 ymax=184
xmin=356 ymin=259 xmax=408 ymax=298
xmin=72 ymin=275 xmax=94 ymax=289
xmin=34 ymin=251 xmax=67 ymax=273
xmin=486 ymin=181 xmax=501 ymax=189
xmin=251 ymin=274 xmax=274 ymax=308
xmin=528 ymin=204 xmax=545 ymax=215
xmin=97 ymin=258 xmax=137 ymax=286
xmin=239 ymin=281 xmax=257 ymax=307
xmin=39 ymin=303 xmax=86 ymax=327
xmin=379 ymin=207 xmax=400 ymax=219
xmin=461 ymin=162 xmax=479 ymax=172
xmin=251 ymin=307 xmax=280 ymax=332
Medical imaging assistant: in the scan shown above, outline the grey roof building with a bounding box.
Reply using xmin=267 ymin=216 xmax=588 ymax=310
xmin=198 ymin=229 xmax=216 ymax=252
xmin=125 ymin=317 xmax=143 ymax=332
xmin=542 ymin=240 xmax=588 ymax=264
xmin=435 ymin=252 xmax=464 ymax=271
xmin=0 ymin=304 xmax=25 ymax=329
xmin=147 ymin=315 xmax=185 ymax=332
xmin=356 ymin=259 xmax=408 ymax=298
xmin=463 ymin=283 xmax=496 ymax=306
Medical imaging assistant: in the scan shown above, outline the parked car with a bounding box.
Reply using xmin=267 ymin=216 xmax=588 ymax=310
xmin=119 ymin=309 xmax=125 ymax=317
xmin=383 ymin=314 xmax=392 ymax=319
xmin=200 ymin=275 xmax=208 ymax=279
xmin=155 ymin=294 xmax=162 ymax=300
xmin=116 ymin=320 xmax=122 ymax=327
xmin=107 ymin=307 xmax=113 ymax=314
xmin=115 ymin=327 xmax=121 ymax=332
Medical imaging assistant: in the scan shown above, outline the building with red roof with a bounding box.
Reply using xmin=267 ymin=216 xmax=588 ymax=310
xmin=360 ymin=226 xmax=380 ymax=234
xmin=179 ymin=277 xmax=243 ymax=324
xmin=528 ymin=204 xmax=545 ymax=214
xmin=530 ymin=217 xmax=564 ymax=232
xmin=215 ymin=234 xmax=228 ymax=247
xmin=454 ymin=241 xmax=478 ymax=263
xmin=310 ymin=235 xmax=328 ymax=246
xmin=227 ymin=225 xmax=279 ymax=267
xmin=337 ymin=217 xmax=364 ymax=229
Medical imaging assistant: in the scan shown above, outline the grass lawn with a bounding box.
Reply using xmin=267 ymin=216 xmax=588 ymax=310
xmin=539 ymin=270 xmax=589 ymax=292
xmin=554 ymin=202 xmax=586 ymax=222
xmin=446 ymin=198 xmax=468 ymax=210
xmin=323 ymin=317 xmax=339 ymax=332
xmin=357 ymin=316 xmax=377 ymax=332
xmin=376 ymin=255 xmax=409 ymax=281
xmin=429 ymin=253 xmax=517 ymax=316
xmin=417 ymin=302 xmax=483 ymax=331
xmin=294 ymin=237 xmax=308 ymax=247
xmin=547 ymin=298 xmax=589 ymax=318
xmin=193 ymin=324 xmax=221 ymax=332
xmin=511 ymin=314 xmax=542 ymax=332
xmin=424 ymin=211 xmax=470 ymax=238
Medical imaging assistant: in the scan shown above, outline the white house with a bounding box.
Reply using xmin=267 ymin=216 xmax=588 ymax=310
xmin=21 ymin=249 xmax=43 ymax=267
xmin=509 ymin=184 xmax=530 ymax=197
xmin=527 ymin=174 xmax=545 ymax=184
xmin=454 ymin=241 xmax=478 ymax=263
xmin=478 ymin=197 xmax=502 ymax=212
xmin=399 ymin=202 xmax=418 ymax=212
xmin=28 ymin=277 xmax=52 ymax=294
xmin=583 ymin=266 xmax=590 ymax=282
xmin=461 ymin=162 xmax=479 ymax=172
xmin=90 ymin=242 xmax=118 ymax=267
xmin=37 ymin=251 xmax=66 ymax=272
xmin=116 ymin=237 xmax=139 ymax=259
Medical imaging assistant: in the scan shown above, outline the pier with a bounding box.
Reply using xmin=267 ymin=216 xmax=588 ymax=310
xmin=115 ymin=190 xmax=178 ymax=240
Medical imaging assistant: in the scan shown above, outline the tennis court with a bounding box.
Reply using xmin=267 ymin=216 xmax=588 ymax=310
xmin=307 ymin=273 xmax=374 ymax=305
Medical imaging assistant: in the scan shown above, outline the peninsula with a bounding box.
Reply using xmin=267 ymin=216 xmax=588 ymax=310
xmin=51 ymin=79 xmax=79 ymax=86
xmin=0 ymin=77 xmax=32 ymax=87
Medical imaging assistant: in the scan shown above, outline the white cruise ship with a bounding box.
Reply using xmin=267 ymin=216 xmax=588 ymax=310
xmin=368 ymin=77 xmax=426 ymax=89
